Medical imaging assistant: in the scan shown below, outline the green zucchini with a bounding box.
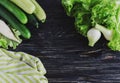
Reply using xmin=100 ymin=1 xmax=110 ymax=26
xmin=0 ymin=6 xmax=31 ymax=39
xmin=0 ymin=0 xmax=28 ymax=24
xmin=10 ymin=0 xmax=35 ymax=14
xmin=27 ymin=14 xmax=39 ymax=28
xmin=31 ymin=0 xmax=46 ymax=23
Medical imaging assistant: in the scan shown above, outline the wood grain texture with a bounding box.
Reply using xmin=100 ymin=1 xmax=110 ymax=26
xmin=13 ymin=0 xmax=120 ymax=83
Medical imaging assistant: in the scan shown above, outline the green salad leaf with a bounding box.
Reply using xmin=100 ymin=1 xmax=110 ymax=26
xmin=62 ymin=0 xmax=120 ymax=51
xmin=0 ymin=28 xmax=22 ymax=49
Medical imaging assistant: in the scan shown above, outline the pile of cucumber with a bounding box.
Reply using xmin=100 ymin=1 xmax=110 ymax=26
xmin=0 ymin=0 xmax=46 ymax=39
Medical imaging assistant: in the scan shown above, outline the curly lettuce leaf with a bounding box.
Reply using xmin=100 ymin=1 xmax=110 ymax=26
xmin=107 ymin=7 xmax=120 ymax=51
xmin=75 ymin=12 xmax=91 ymax=36
xmin=91 ymin=0 xmax=117 ymax=29
xmin=91 ymin=0 xmax=120 ymax=51
xmin=62 ymin=0 xmax=117 ymax=36
xmin=62 ymin=0 xmax=107 ymax=36
xmin=62 ymin=0 xmax=120 ymax=51
xmin=62 ymin=0 xmax=91 ymax=16
xmin=108 ymin=30 xmax=120 ymax=51
xmin=0 ymin=29 xmax=22 ymax=49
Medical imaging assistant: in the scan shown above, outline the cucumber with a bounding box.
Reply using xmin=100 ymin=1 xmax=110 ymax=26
xmin=0 ymin=6 xmax=31 ymax=39
xmin=27 ymin=14 xmax=39 ymax=28
xmin=10 ymin=0 xmax=35 ymax=14
xmin=0 ymin=0 xmax=28 ymax=24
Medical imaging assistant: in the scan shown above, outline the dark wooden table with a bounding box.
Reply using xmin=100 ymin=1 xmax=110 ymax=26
xmin=14 ymin=0 xmax=120 ymax=83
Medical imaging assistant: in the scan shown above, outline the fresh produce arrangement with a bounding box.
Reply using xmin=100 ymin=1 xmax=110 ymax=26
xmin=62 ymin=0 xmax=120 ymax=51
xmin=0 ymin=0 xmax=46 ymax=49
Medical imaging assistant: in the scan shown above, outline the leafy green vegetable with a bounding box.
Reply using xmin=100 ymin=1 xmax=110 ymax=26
xmin=0 ymin=28 xmax=22 ymax=49
xmin=62 ymin=0 xmax=120 ymax=51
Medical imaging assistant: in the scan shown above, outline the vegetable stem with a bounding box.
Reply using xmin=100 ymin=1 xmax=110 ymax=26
xmin=95 ymin=24 xmax=113 ymax=41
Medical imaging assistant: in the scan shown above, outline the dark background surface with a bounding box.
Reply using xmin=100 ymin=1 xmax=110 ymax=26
xmin=14 ymin=0 xmax=120 ymax=83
